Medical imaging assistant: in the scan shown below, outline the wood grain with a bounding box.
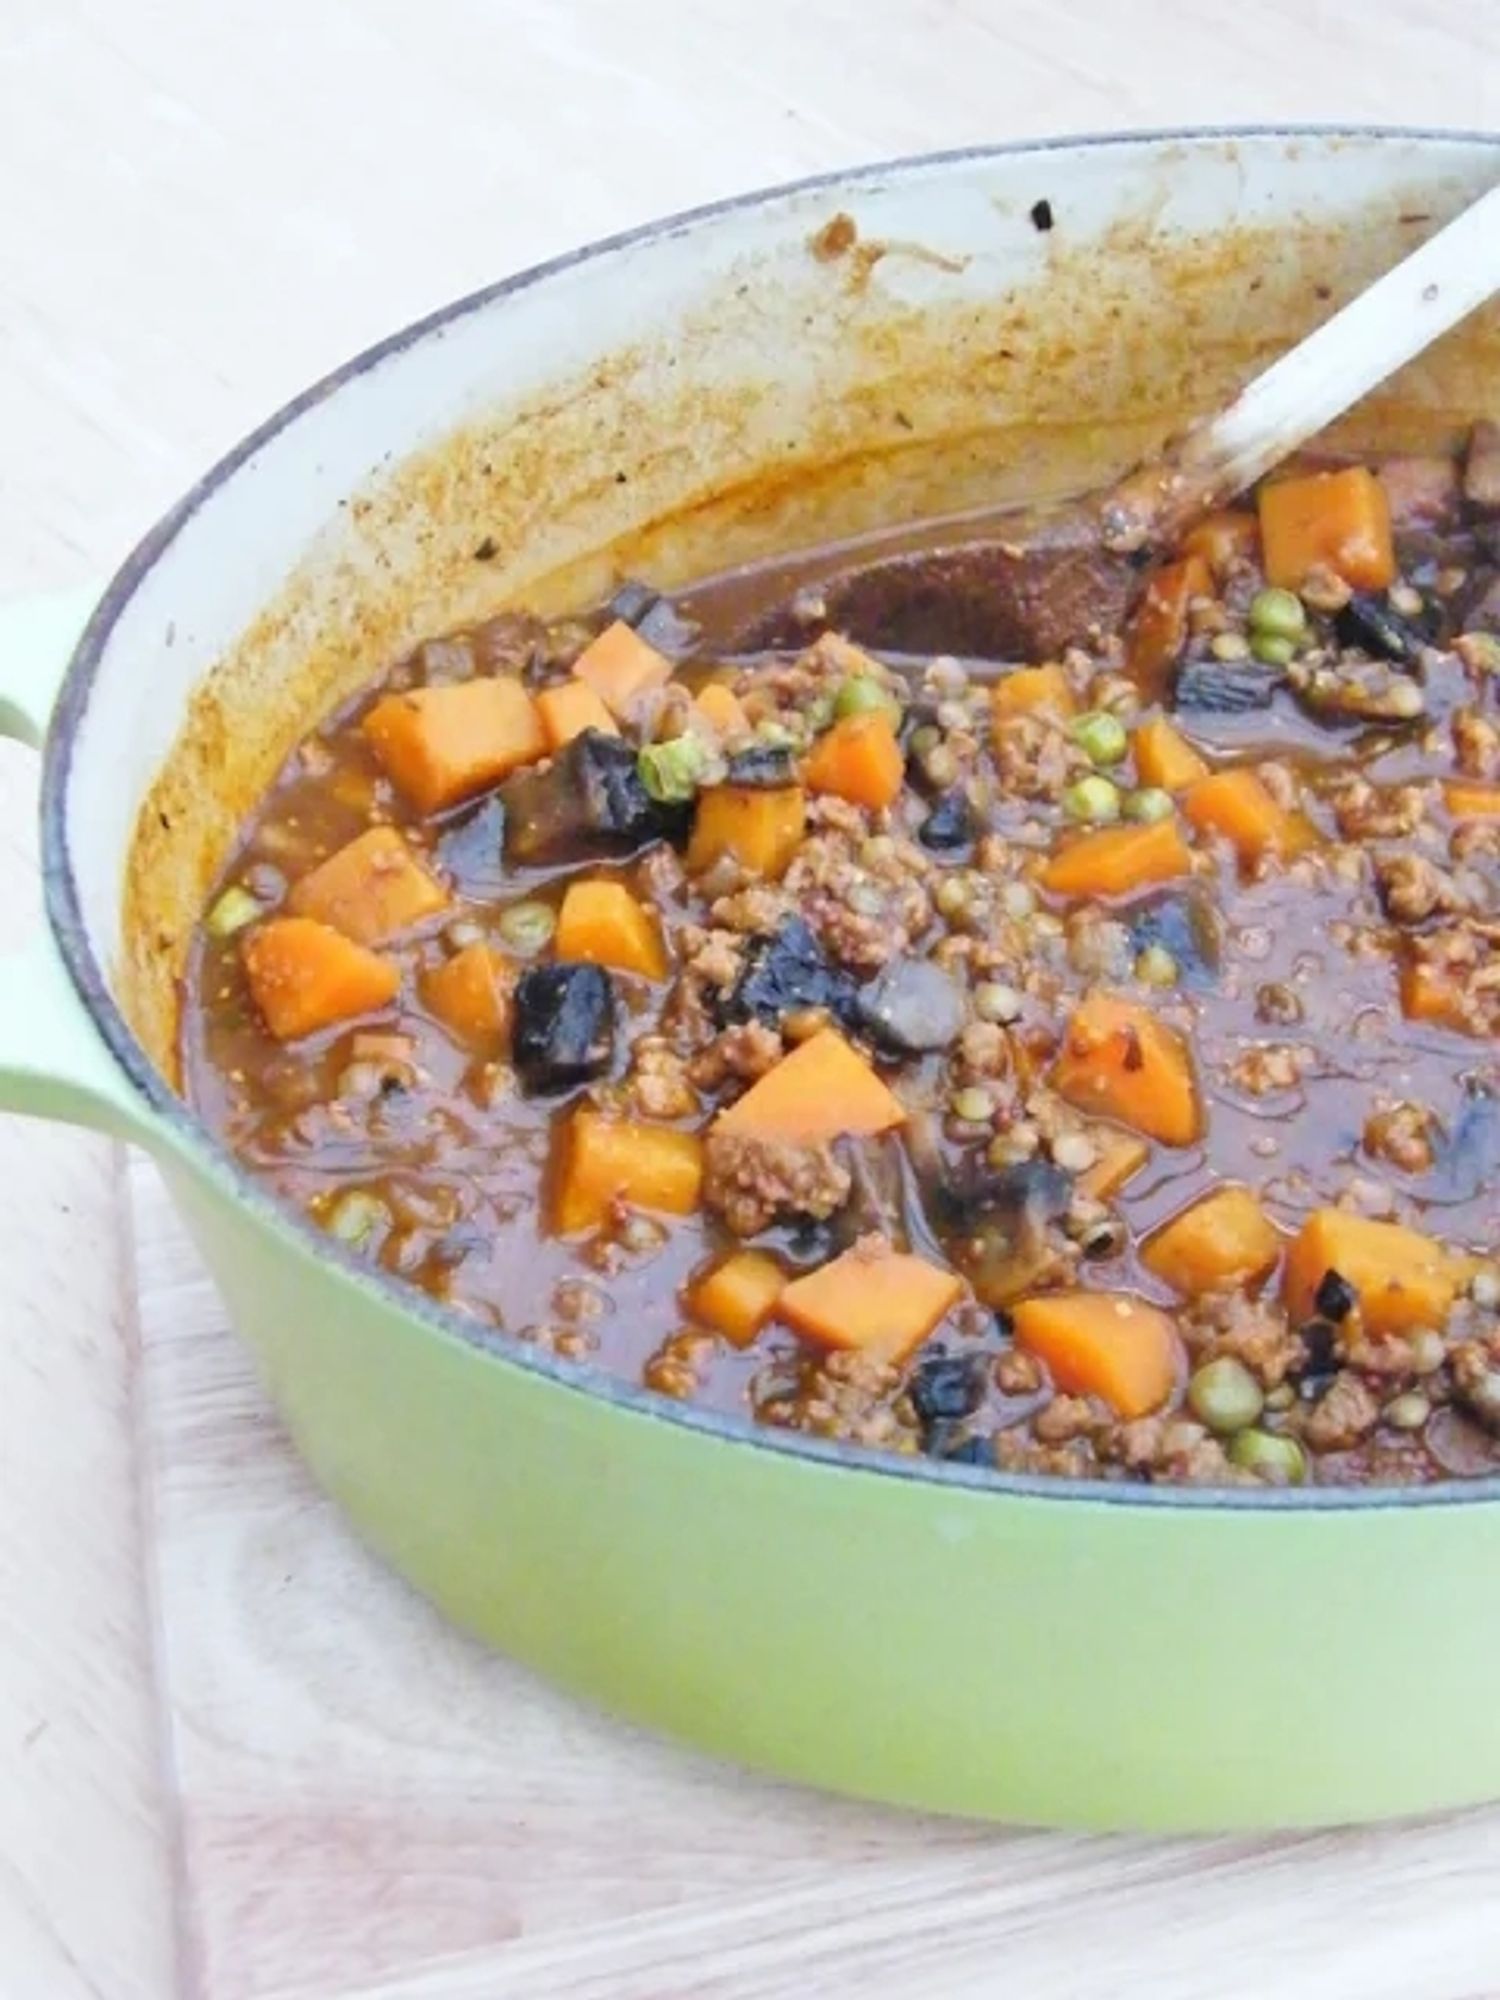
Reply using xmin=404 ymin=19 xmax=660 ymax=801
xmin=3 ymin=3 xmax=1500 ymax=1996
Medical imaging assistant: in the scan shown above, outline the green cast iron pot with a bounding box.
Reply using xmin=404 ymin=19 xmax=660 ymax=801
xmin=4 ymin=129 xmax=1500 ymax=1832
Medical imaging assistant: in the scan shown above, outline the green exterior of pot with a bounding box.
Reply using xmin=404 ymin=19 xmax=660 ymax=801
xmin=151 ymin=1149 xmax=1500 ymax=1830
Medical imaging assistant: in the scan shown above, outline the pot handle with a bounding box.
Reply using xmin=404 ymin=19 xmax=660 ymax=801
xmin=0 ymin=589 xmax=157 ymax=1140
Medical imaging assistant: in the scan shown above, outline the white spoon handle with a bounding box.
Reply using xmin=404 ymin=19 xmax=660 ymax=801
xmin=1177 ymin=181 xmax=1500 ymax=504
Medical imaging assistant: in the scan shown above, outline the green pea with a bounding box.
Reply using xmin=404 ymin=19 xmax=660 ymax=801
xmin=497 ymin=899 xmax=556 ymax=955
xmin=1229 ymin=1426 xmax=1307 ymax=1484
xmin=1122 ymin=787 xmax=1175 ymax=824
xmin=206 ymin=885 xmax=262 ymax=939
xmin=325 ymin=1189 xmax=390 ymax=1247
xmin=1250 ymin=631 xmax=1297 ymax=667
xmin=833 ymin=674 xmax=900 ymax=722
xmin=1248 ymin=587 xmax=1307 ymax=643
xmin=1188 ymin=1356 xmax=1264 ymax=1434
xmin=637 ymin=734 xmax=707 ymax=803
xmin=1061 ymin=775 xmax=1122 ymax=824
xmin=1068 ymin=709 xmax=1129 ymax=767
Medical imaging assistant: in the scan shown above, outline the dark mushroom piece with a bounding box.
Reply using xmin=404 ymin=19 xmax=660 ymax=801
xmin=1129 ymin=892 xmax=1223 ymax=988
xmin=918 ymin=790 xmax=978 ymax=852
xmin=905 ymin=1120 xmax=1076 ymax=1308
xmin=853 ymin=958 xmax=966 ymax=1056
xmin=1174 ymin=657 xmax=1286 ymax=712
xmin=512 ymin=963 xmax=617 ymax=1092
xmin=720 ymin=915 xmax=859 ymax=1030
xmin=1334 ymin=592 xmax=1427 ymax=663
xmin=501 ymin=729 xmax=689 ymax=867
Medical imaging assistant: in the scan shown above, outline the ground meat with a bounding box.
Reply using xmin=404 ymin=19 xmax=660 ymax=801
xmin=1454 ymin=705 xmax=1500 ymax=780
xmin=1374 ymin=851 xmax=1475 ymax=925
xmin=702 ymin=1129 xmax=852 ymax=1236
xmin=756 ymin=1339 xmax=917 ymax=1451
xmin=643 ymin=1329 xmax=716 ymax=1400
xmin=782 ymin=830 xmax=933 ymax=973
xmin=665 ymin=925 xmax=746 ymax=1042
xmin=1227 ymin=1041 xmax=1307 ymax=1097
xmin=688 ymin=1019 xmax=784 ymax=1090
xmin=954 ymin=1019 xmax=1015 ymax=1082
xmin=990 ymin=714 xmax=1089 ymax=800
xmin=623 ymin=1036 xmax=699 ymax=1120
xmin=805 ymin=792 xmax=870 ymax=838
xmin=992 ymin=1430 xmax=1094 ymax=1479
xmin=680 ymin=925 xmax=744 ymax=990
xmin=993 ymin=1348 xmax=1043 ymax=1396
xmin=710 ymin=884 xmax=795 ymax=936
xmin=636 ymin=843 xmax=686 ymax=901
xmin=1363 ymin=1099 xmax=1441 ymax=1175
xmin=1099 ymin=1415 xmax=1236 ymax=1484
xmin=1405 ymin=921 xmax=1500 ymax=1036
xmin=1299 ymin=1370 xmax=1381 ymax=1451
xmin=1181 ymin=1292 xmax=1302 ymax=1389
xmin=1330 ymin=777 xmax=1428 ymax=842
xmin=1033 ymin=1393 xmax=1102 ymax=1445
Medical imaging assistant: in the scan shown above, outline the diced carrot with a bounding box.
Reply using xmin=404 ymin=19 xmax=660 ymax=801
xmin=1012 ymin=1292 xmax=1180 ymax=1419
xmin=1182 ymin=768 xmax=1316 ymax=864
xmin=1141 ymin=1186 xmax=1281 ymax=1298
xmin=803 ymin=712 xmax=904 ymax=811
xmin=1180 ymin=509 xmax=1261 ymax=579
xmin=686 ymin=1250 xmax=788 ymax=1347
xmin=1077 ymin=1125 xmax=1150 ymax=1201
xmin=572 ymin=619 xmax=673 ymax=716
xmin=1283 ymin=1209 xmax=1472 ymax=1337
xmin=1052 ymin=992 xmax=1201 ymax=1146
xmin=552 ymin=1110 xmax=703 ymax=1235
xmin=992 ymin=662 xmax=1077 ymax=723
xmin=1443 ymin=781 xmax=1500 ymax=819
xmin=714 ymin=1028 xmax=905 ymax=1144
xmin=1258 ymin=467 xmax=1395 ymax=592
xmin=1040 ymin=818 xmax=1194 ymax=901
xmin=422 ymin=942 xmax=514 ymax=1048
xmin=686 ymin=785 xmax=806 ymax=880
xmin=695 ymin=681 xmax=750 ymax=738
xmin=777 ymin=1244 xmax=963 ymax=1364
xmin=287 ymin=826 xmax=448 ymax=945
xmin=1126 ymin=555 xmax=1212 ymax=684
xmin=555 ymin=878 xmax=669 ymax=980
xmin=1133 ymin=715 xmax=1209 ymax=792
xmin=242 ymin=917 xmax=398 ymax=1041
xmin=535 ymin=680 xmax=619 ymax=752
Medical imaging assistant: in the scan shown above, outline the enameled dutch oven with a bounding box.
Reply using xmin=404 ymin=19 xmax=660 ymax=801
xmin=4 ymin=128 xmax=1500 ymax=1832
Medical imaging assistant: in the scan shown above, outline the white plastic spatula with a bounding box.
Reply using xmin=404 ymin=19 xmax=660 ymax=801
xmin=1138 ymin=178 xmax=1500 ymax=538
xmin=740 ymin=181 xmax=1500 ymax=658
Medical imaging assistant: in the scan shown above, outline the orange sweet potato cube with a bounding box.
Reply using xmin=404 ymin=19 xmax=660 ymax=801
xmin=243 ymin=918 xmax=399 ymax=1041
xmin=364 ymin=677 xmax=546 ymax=814
xmin=288 ymin=826 xmax=448 ymax=945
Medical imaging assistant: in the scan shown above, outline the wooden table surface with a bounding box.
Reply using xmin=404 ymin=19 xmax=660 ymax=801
xmin=3 ymin=6 xmax=1498 ymax=1996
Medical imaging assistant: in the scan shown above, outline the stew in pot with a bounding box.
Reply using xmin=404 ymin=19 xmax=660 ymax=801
xmin=182 ymin=432 xmax=1500 ymax=1488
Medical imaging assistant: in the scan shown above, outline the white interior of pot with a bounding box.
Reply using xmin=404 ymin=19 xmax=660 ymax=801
xmin=57 ymin=129 xmax=1499 ymax=1075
